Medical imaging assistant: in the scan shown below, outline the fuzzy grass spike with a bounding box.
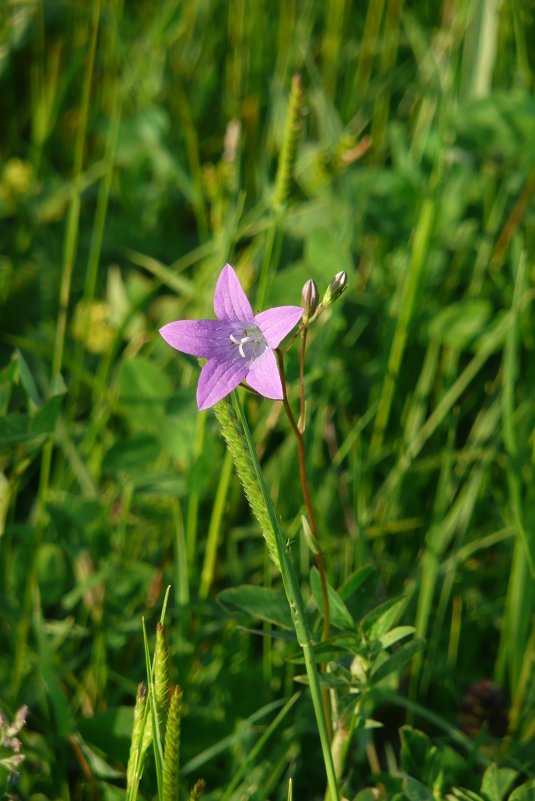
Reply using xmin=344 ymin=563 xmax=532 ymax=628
xmin=162 ymin=685 xmax=183 ymax=801
xmin=212 ymin=395 xmax=280 ymax=569
xmin=154 ymin=622 xmax=170 ymax=740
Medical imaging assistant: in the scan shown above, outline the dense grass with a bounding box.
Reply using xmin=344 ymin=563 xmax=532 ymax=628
xmin=1 ymin=1 xmax=535 ymax=799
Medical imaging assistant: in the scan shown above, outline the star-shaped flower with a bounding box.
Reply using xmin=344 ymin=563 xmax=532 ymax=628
xmin=160 ymin=264 xmax=303 ymax=410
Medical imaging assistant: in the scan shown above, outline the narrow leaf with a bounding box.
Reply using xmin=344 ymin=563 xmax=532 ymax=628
xmin=310 ymin=567 xmax=355 ymax=630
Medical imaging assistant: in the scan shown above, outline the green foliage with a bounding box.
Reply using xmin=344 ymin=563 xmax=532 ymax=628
xmin=2 ymin=0 xmax=535 ymax=798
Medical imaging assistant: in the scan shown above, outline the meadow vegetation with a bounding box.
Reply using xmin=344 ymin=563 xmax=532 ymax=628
xmin=1 ymin=1 xmax=535 ymax=799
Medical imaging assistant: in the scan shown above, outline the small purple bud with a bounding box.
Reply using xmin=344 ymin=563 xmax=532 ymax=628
xmin=323 ymin=271 xmax=348 ymax=307
xmin=301 ymin=279 xmax=319 ymax=322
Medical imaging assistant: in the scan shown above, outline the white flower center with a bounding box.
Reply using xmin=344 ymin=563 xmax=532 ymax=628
xmin=229 ymin=325 xmax=266 ymax=359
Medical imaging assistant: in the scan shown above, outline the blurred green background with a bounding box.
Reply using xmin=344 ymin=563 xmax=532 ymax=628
xmin=1 ymin=0 xmax=535 ymax=799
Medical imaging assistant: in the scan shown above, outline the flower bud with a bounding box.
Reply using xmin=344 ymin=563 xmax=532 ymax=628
xmin=322 ymin=271 xmax=348 ymax=307
xmin=301 ymin=279 xmax=319 ymax=322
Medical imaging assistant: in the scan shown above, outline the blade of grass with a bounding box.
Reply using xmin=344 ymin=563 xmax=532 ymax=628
xmin=199 ymin=450 xmax=233 ymax=599
xmin=186 ymin=410 xmax=207 ymax=568
xmin=495 ymin=247 xmax=531 ymax=693
xmin=142 ymin=617 xmax=164 ymax=800
xmin=369 ymin=194 xmax=436 ymax=457
xmin=220 ymin=692 xmax=301 ymax=801
xmin=372 ymin=313 xmax=509 ymax=516
xmin=11 ymin=0 xmax=101 ymax=701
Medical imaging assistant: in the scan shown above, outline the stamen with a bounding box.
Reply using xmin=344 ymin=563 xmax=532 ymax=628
xmin=230 ymin=327 xmax=265 ymax=359
xmin=239 ymin=336 xmax=252 ymax=357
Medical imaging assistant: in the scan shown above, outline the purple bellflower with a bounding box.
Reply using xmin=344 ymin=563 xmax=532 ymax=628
xmin=160 ymin=264 xmax=303 ymax=410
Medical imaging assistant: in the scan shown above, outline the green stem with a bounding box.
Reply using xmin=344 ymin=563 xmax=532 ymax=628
xmin=231 ymin=392 xmax=340 ymax=801
xmin=256 ymin=74 xmax=303 ymax=308
xmin=199 ymin=450 xmax=233 ymax=600
xmin=187 ymin=410 xmax=207 ymax=566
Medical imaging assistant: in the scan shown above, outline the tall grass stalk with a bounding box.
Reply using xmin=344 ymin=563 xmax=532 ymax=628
xmin=186 ymin=410 xmax=207 ymax=567
xmin=220 ymin=692 xmax=300 ymax=801
xmin=11 ymin=1 xmax=101 ymax=701
xmin=495 ymin=248 xmax=531 ymax=693
xmin=256 ymin=74 xmax=303 ymax=308
xmin=199 ymin=450 xmax=233 ymax=599
xmin=370 ymin=195 xmax=436 ymax=458
xmin=68 ymin=4 xmax=123 ymax=417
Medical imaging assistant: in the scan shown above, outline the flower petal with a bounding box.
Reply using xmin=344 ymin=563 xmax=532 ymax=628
xmin=160 ymin=319 xmax=232 ymax=358
xmin=254 ymin=305 xmax=303 ymax=348
xmin=246 ymin=349 xmax=283 ymax=400
xmin=213 ymin=264 xmax=254 ymax=323
xmin=196 ymin=357 xmax=249 ymax=410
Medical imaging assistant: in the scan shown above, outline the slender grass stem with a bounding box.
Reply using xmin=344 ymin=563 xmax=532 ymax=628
xmin=220 ymin=692 xmax=301 ymax=801
xmin=199 ymin=450 xmax=233 ymax=600
xmin=187 ymin=411 xmax=207 ymax=567
xmin=231 ymin=392 xmax=340 ymax=801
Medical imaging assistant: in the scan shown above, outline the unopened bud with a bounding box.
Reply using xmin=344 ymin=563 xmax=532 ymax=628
xmin=301 ymin=279 xmax=319 ymax=322
xmin=322 ymin=271 xmax=348 ymax=307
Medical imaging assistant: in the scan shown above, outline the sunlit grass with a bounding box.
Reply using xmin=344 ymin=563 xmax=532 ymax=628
xmin=1 ymin=0 xmax=535 ymax=799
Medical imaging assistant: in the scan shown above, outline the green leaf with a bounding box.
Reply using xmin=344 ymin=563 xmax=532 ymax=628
xmin=402 ymin=776 xmax=435 ymax=801
xmin=352 ymin=790 xmax=382 ymax=801
xmin=379 ymin=626 xmax=415 ymax=648
xmin=308 ymin=634 xmax=362 ymax=662
xmin=508 ymin=781 xmax=535 ymax=801
xmin=0 ymin=413 xmax=30 ymax=447
xmin=293 ymin=671 xmax=352 ymax=689
xmin=218 ymin=585 xmax=294 ymax=630
xmin=102 ymin=434 xmax=161 ymax=476
xmin=0 ymin=396 xmax=63 ymax=449
xmin=16 ymin=349 xmax=42 ymax=406
xmin=363 ymin=596 xmax=405 ymax=640
xmin=481 ymin=765 xmax=518 ymax=801
xmin=370 ymin=639 xmax=423 ymax=683
xmin=78 ymin=707 xmax=134 ymax=764
xmin=452 ymin=789 xmax=486 ymax=801
xmin=400 ymin=726 xmax=441 ymax=787
xmin=339 ymin=566 xmax=376 ymax=601
xmin=339 ymin=567 xmax=378 ymax=621
xmin=73 ymin=733 xmax=124 ymax=779
xmin=0 ymin=360 xmax=17 ymax=415
xmin=429 ymin=300 xmax=492 ymax=349
xmin=310 ymin=566 xmax=355 ymax=630
xmin=118 ymin=355 xmax=171 ymax=429
xmin=31 ymin=394 xmax=63 ymax=435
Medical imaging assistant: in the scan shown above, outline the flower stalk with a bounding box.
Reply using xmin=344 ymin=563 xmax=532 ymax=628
xmin=276 ymin=343 xmax=332 ymax=737
xmin=230 ymin=391 xmax=340 ymax=801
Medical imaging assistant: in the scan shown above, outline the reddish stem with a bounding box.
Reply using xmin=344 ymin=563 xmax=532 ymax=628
xmin=276 ymin=346 xmax=331 ymax=644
